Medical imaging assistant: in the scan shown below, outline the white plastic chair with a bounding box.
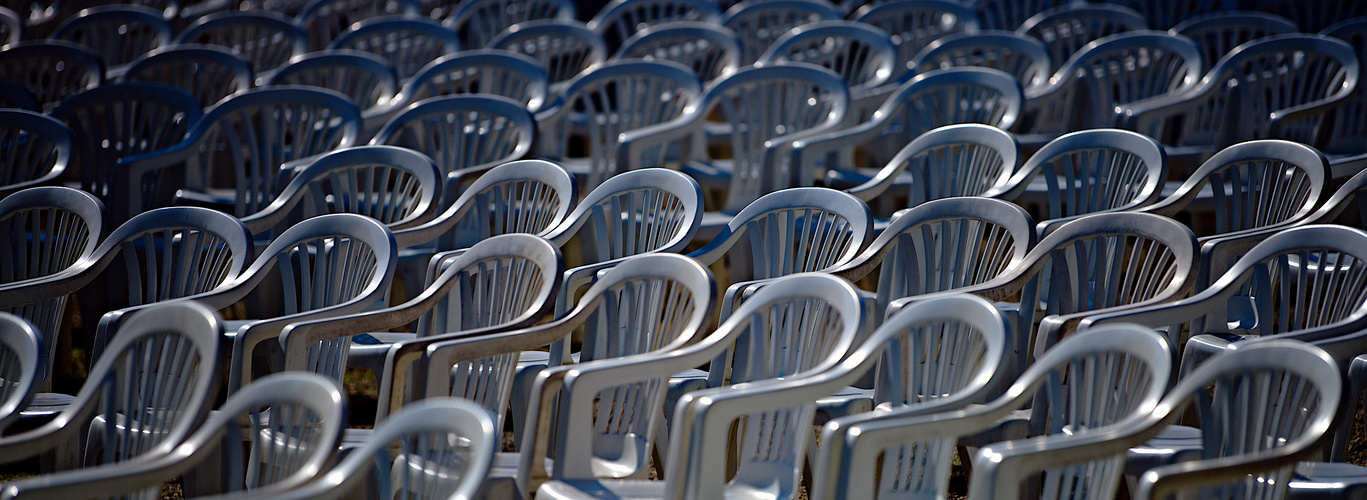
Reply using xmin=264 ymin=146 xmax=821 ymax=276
xmin=719 ymin=0 xmax=842 ymax=66
xmin=1171 ymin=11 xmax=1298 ymax=72
xmin=611 ymin=21 xmax=741 ymax=84
xmin=0 ymin=313 xmax=39 ymax=434
xmin=852 ymin=0 xmax=981 ymax=80
xmin=327 ymin=16 xmax=460 ymax=80
xmin=446 ymin=0 xmax=575 ymax=48
xmin=756 ymin=20 xmax=898 ymax=116
xmin=368 ymin=49 xmax=549 ymax=134
xmin=911 ymin=30 xmax=1051 ymax=96
xmin=489 ymin=20 xmax=608 ymax=90
xmin=1016 ymin=4 xmax=1147 ymax=74
xmin=587 ymin=0 xmax=721 ymax=52
xmin=371 ymin=94 xmax=534 ymax=197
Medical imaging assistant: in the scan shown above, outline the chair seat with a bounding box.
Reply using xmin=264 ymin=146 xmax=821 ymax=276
xmin=1289 ymin=462 xmax=1367 ymax=499
xmin=1124 ymin=424 xmax=1203 ymax=476
xmin=19 ymin=392 xmax=76 ymax=419
xmin=537 ymin=479 xmax=667 ymax=500
xmin=814 ymin=386 xmax=873 ymax=425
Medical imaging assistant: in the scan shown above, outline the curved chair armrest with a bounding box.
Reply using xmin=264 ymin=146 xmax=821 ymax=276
xmin=1269 ymin=97 xmax=1355 ymax=141
xmin=789 ymin=113 xmax=889 ymax=186
xmin=0 ymin=440 xmax=191 ymax=499
xmin=1035 ymin=293 xmax=1192 ymax=361
xmin=228 ymin=288 xmax=391 ymax=393
xmin=374 ymin=323 xmax=523 ymax=421
xmin=1135 ymin=440 xmax=1326 ymax=500
xmin=1115 ymin=86 xmax=1208 ymax=133
xmin=884 ymin=276 xmax=1025 ymax=317
xmin=615 ymin=108 xmax=705 ymax=171
xmin=1195 ymin=225 xmax=1299 ymax=288
xmin=1076 ymin=295 xmax=1215 ymax=345
xmin=0 ymin=264 xmax=101 ymax=308
xmin=421 ymin=320 xmax=581 ymax=399
xmin=1034 ymin=199 xmax=1159 ymax=237
xmin=280 ymin=297 xmax=443 ymax=373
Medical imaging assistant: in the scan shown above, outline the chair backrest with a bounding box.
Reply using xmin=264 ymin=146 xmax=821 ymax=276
xmin=833 ymin=196 xmax=1035 ymax=317
xmin=873 ymin=123 xmax=1022 ymax=206
xmin=543 ymin=168 xmax=703 ymax=264
xmin=0 ymin=6 xmax=18 ymax=46
xmin=1017 ymin=4 xmax=1147 ymax=73
xmin=267 ymin=50 xmax=400 ymax=120
xmin=968 ymin=0 xmax=1073 ymax=31
xmin=446 ymin=0 xmax=576 ymax=49
xmin=239 ymin=145 xmax=442 ymax=237
xmin=1008 ymin=128 xmax=1166 ymax=229
xmin=912 ymin=30 xmax=1051 ymax=93
xmin=250 ymin=399 xmax=496 ymax=500
xmin=588 ymin=0 xmax=721 ymax=51
xmin=613 ymin=21 xmax=741 ymax=84
xmin=1171 ymin=11 xmax=1298 ymax=71
xmin=1144 ymin=140 xmax=1327 ymax=239
xmin=1128 ymin=34 xmax=1360 ymax=151
xmin=853 ymin=0 xmax=981 ymax=80
xmin=184 ymin=86 xmax=362 ymax=217
xmin=1135 ymin=340 xmax=1340 ymax=500
xmin=0 ymin=41 xmax=104 ymax=109
xmin=1320 ymin=19 xmax=1367 ymax=156
xmin=401 ymin=49 xmax=550 ymax=112
xmin=489 ymin=20 xmax=608 ymax=87
xmin=720 ymin=0 xmax=843 ymax=65
xmin=295 ymin=0 xmax=420 ymax=50
xmin=702 ymin=64 xmax=850 ymax=211
xmin=0 ymin=109 xmax=72 ymax=198
xmin=50 ymin=83 xmax=203 ymax=211
xmin=0 ymin=81 xmax=39 ymax=111
xmin=394 ymin=159 xmax=577 ymax=251
xmin=174 ymin=11 xmax=308 ymax=79
xmin=372 ymin=94 xmax=534 ymax=183
xmin=1257 ymin=0 xmax=1367 ymax=33
xmin=50 ymin=5 xmax=171 ymax=70
xmin=120 ymin=45 xmax=254 ymax=108
xmin=0 ymin=312 xmax=38 ymax=433
xmin=757 ymin=20 xmax=898 ymax=95
xmin=544 ymin=60 xmax=703 ymax=189
xmin=327 ymin=16 xmax=459 ymax=80
xmin=689 ymin=187 xmax=872 ymax=286
xmin=1030 ymin=30 xmax=1203 ymax=133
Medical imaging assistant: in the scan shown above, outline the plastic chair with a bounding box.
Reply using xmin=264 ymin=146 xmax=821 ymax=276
xmin=489 ymin=20 xmax=608 ymax=89
xmin=371 ymin=94 xmax=534 ymax=196
xmin=996 ymin=128 xmax=1167 ymax=236
xmin=1141 ymin=140 xmax=1329 ymax=289
xmin=0 ymin=81 xmax=38 ymax=111
xmin=174 ymin=11 xmax=308 ymax=82
xmin=889 ymin=211 xmax=1197 ymax=374
xmin=1120 ymin=34 xmax=1361 ymax=167
xmin=410 ymin=253 xmax=716 ymax=496
xmin=831 ymin=196 xmax=1036 ymax=320
xmin=719 ymin=0 xmax=842 ymax=65
xmin=587 ymin=0 xmax=721 ymax=52
xmin=1257 ymin=0 xmax=1367 ymax=33
xmin=852 ymin=0 xmax=979 ymax=80
xmin=1320 ymin=19 xmax=1367 ymax=157
xmin=0 ymin=6 xmax=19 ymax=47
xmin=968 ymin=0 xmax=1074 ymax=31
xmin=373 ymin=50 xmax=549 ymax=134
xmin=911 ymin=30 xmax=1052 ymax=96
xmin=0 ymin=41 xmax=103 ymax=110
xmin=327 ymin=16 xmax=459 ymax=80
xmin=1171 ymin=11 xmax=1299 ymax=72
xmin=280 ymin=233 xmax=561 ymax=422
xmin=0 ymin=110 xmax=71 ymax=198
xmin=0 ymin=372 xmax=347 ymax=499
xmin=795 ymin=69 xmax=1023 ymax=188
xmin=119 ymin=45 xmax=254 ymax=108
xmin=117 ymin=86 xmax=362 ymax=219
xmin=1104 ymin=0 xmax=1229 ymax=31
xmin=49 ymin=83 xmax=203 ymax=222
xmin=618 ymin=64 xmax=848 ymax=217
xmin=530 ymin=273 xmax=860 ymax=500
xmin=0 ymin=313 xmax=38 ymax=434
xmin=239 ymin=145 xmax=442 ymax=239
xmin=757 ymin=20 xmax=898 ymax=115
xmin=1016 ymin=4 xmax=1147 ymax=74
xmin=612 ymin=21 xmax=741 ymax=84
xmin=537 ymin=60 xmax=702 ymax=190
xmin=198 ymin=399 xmax=496 ymax=500
xmin=814 ymin=324 xmax=1170 ymax=500
xmin=446 ymin=0 xmax=576 ymax=49
xmin=0 ymin=301 xmax=222 ymax=483
xmin=267 ymin=50 xmax=401 ymax=135
xmin=295 ymin=0 xmax=420 ymax=51
xmin=49 ymin=5 xmax=172 ymax=75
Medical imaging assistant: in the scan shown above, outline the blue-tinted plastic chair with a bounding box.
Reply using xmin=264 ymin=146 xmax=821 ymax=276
xmin=0 ymin=110 xmax=71 ymax=198
xmin=587 ymin=0 xmax=721 ymax=52
xmin=0 ymin=313 xmax=37 ymax=434
xmin=374 ymin=49 xmax=549 ymax=134
xmin=328 ymin=16 xmax=459 ymax=80
xmin=118 ymin=86 xmax=362 ymax=219
xmin=1105 ymin=0 xmax=1230 ymax=31
xmin=1258 ymin=0 xmax=1367 ymax=33
xmin=294 ymin=0 xmax=420 ymax=50
xmin=853 ymin=0 xmax=981 ymax=80
xmin=842 ymin=125 xmax=1021 ymax=221
xmin=1320 ymin=19 xmax=1367 ymax=158
xmin=50 ymin=5 xmax=172 ymax=75
xmin=50 ymin=83 xmax=203 ymax=222
xmin=119 ymin=45 xmax=254 ymax=108
xmin=0 ymin=41 xmax=103 ymax=110
xmin=0 ymin=6 xmax=19 ymax=47
xmin=174 ymin=11 xmax=308 ymax=82
xmin=537 ymin=60 xmax=702 ymax=190
xmin=757 ymin=20 xmax=899 ymax=116
xmin=911 ymin=30 xmax=1052 ymax=96
xmin=489 ymin=20 xmax=608 ymax=89
xmin=371 ymin=94 xmax=534 ymax=197
xmin=1171 ymin=11 xmax=1298 ymax=72
xmin=968 ymin=0 xmax=1073 ymax=31
xmin=267 ymin=50 xmax=400 ymax=137
xmin=612 ymin=21 xmax=741 ymax=84
xmin=719 ymin=0 xmax=842 ymax=65
xmin=446 ymin=0 xmax=576 ymax=48
xmin=1016 ymin=4 xmax=1147 ymax=73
